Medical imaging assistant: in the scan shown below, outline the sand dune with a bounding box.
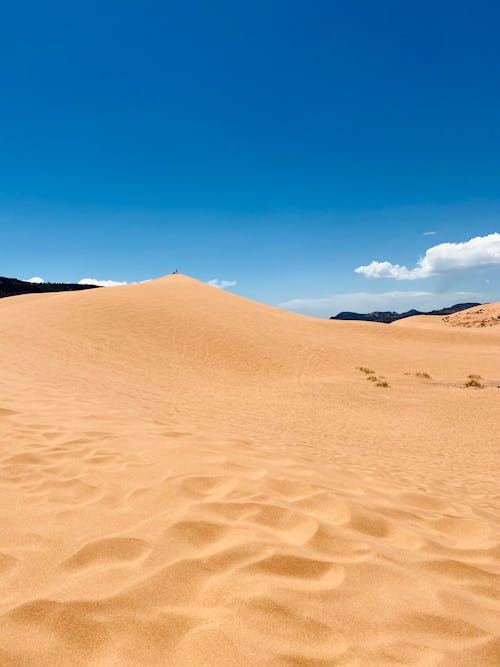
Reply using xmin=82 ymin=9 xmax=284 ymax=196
xmin=392 ymin=302 xmax=500 ymax=332
xmin=0 ymin=275 xmax=498 ymax=665
xmin=443 ymin=302 xmax=500 ymax=329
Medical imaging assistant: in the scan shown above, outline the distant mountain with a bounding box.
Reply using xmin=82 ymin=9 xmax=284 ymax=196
xmin=330 ymin=303 xmax=481 ymax=324
xmin=0 ymin=277 xmax=100 ymax=300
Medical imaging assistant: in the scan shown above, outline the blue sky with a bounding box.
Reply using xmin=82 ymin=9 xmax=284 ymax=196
xmin=1 ymin=1 xmax=499 ymax=315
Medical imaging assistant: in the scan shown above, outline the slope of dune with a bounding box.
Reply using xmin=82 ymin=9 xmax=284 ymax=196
xmin=0 ymin=274 xmax=499 ymax=666
xmin=443 ymin=302 xmax=500 ymax=328
xmin=392 ymin=301 xmax=500 ymax=334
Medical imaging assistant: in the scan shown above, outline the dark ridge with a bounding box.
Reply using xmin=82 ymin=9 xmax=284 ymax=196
xmin=330 ymin=303 xmax=481 ymax=324
xmin=0 ymin=277 xmax=101 ymax=299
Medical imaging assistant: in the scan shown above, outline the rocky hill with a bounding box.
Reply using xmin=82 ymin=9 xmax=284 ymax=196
xmin=330 ymin=302 xmax=480 ymax=323
xmin=0 ymin=277 xmax=100 ymax=299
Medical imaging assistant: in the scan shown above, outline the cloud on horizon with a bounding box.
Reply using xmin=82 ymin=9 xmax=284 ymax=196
xmin=355 ymin=233 xmax=500 ymax=280
xmin=279 ymin=290 xmax=486 ymax=317
xmin=23 ymin=275 xmax=235 ymax=290
xmin=78 ymin=278 xmax=129 ymax=287
xmin=207 ymin=278 xmax=237 ymax=289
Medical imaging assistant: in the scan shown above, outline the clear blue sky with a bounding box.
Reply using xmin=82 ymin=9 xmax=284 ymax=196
xmin=1 ymin=1 xmax=499 ymax=315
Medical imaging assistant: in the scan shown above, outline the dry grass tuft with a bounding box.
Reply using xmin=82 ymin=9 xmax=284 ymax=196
xmin=416 ymin=372 xmax=431 ymax=379
xmin=464 ymin=377 xmax=483 ymax=389
xmin=357 ymin=366 xmax=389 ymax=388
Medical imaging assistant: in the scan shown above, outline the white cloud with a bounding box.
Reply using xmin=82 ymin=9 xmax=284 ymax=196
xmin=78 ymin=278 xmax=129 ymax=288
xmin=355 ymin=261 xmax=417 ymax=280
xmin=24 ymin=276 xmax=154 ymax=287
xmin=279 ymin=290 xmax=484 ymax=317
xmin=207 ymin=278 xmax=237 ymax=289
xmin=355 ymin=233 xmax=500 ymax=280
xmin=423 ymin=231 xmax=436 ymax=236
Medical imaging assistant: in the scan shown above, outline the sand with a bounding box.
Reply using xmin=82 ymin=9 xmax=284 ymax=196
xmin=0 ymin=274 xmax=498 ymax=666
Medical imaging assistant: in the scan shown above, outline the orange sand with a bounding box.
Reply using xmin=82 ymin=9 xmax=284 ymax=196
xmin=0 ymin=275 xmax=498 ymax=665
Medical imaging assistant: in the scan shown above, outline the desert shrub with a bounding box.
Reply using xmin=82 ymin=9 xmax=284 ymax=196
xmin=357 ymin=366 xmax=374 ymax=374
xmin=468 ymin=374 xmax=482 ymax=380
xmin=464 ymin=378 xmax=483 ymax=388
xmin=416 ymin=372 xmax=431 ymax=379
xmin=367 ymin=375 xmax=378 ymax=382
xmin=376 ymin=381 xmax=389 ymax=388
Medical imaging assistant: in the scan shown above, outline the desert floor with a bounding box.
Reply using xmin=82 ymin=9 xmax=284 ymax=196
xmin=0 ymin=275 xmax=498 ymax=666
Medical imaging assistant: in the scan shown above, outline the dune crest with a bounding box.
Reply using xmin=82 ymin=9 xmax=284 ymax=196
xmin=392 ymin=301 xmax=500 ymax=331
xmin=443 ymin=302 xmax=500 ymax=328
xmin=0 ymin=275 xmax=499 ymax=665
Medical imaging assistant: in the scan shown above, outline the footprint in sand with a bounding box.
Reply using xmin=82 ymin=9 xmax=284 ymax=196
xmin=63 ymin=537 xmax=151 ymax=570
xmin=0 ymin=407 xmax=17 ymax=417
xmin=177 ymin=475 xmax=238 ymax=499
xmin=163 ymin=519 xmax=229 ymax=550
xmin=33 ymin=478 xmax=100 ymax=505
xmin=2 ymin=452 xmax=47 ymax=466
xmin=0 ymin=552 xmax=18 ymax=576
xmin=242 ymin=552 xmax=344 ymax=585
xmin=232 ymin=594 xmax=349 ymax=662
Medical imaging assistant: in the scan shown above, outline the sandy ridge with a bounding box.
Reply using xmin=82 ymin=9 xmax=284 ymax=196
xmin=0 ymin=276 xmax=498 ymax=665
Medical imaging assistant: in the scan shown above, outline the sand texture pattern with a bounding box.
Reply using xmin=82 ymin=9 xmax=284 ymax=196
xmin=0 ymin=276 xmax=499 ymax=666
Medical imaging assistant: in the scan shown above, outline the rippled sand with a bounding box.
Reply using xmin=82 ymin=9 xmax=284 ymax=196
xmin=0 ymin=276 xmax=498 ymax=666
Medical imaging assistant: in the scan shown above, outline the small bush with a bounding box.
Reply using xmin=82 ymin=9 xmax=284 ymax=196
xmin=357 ymin=366 xmax=374 ymax=374
xmin=376 ymin=381 xmax=389 ymax=388
xmin=464 ymin=377 xmax=483 ymax=388
xmin=367 ymin=375 xmax=378 ymax=382
xmin=468 ymin=374 xmax=482 ymax=380
xmin=416 ymin=372 xmax=431 ymax=379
